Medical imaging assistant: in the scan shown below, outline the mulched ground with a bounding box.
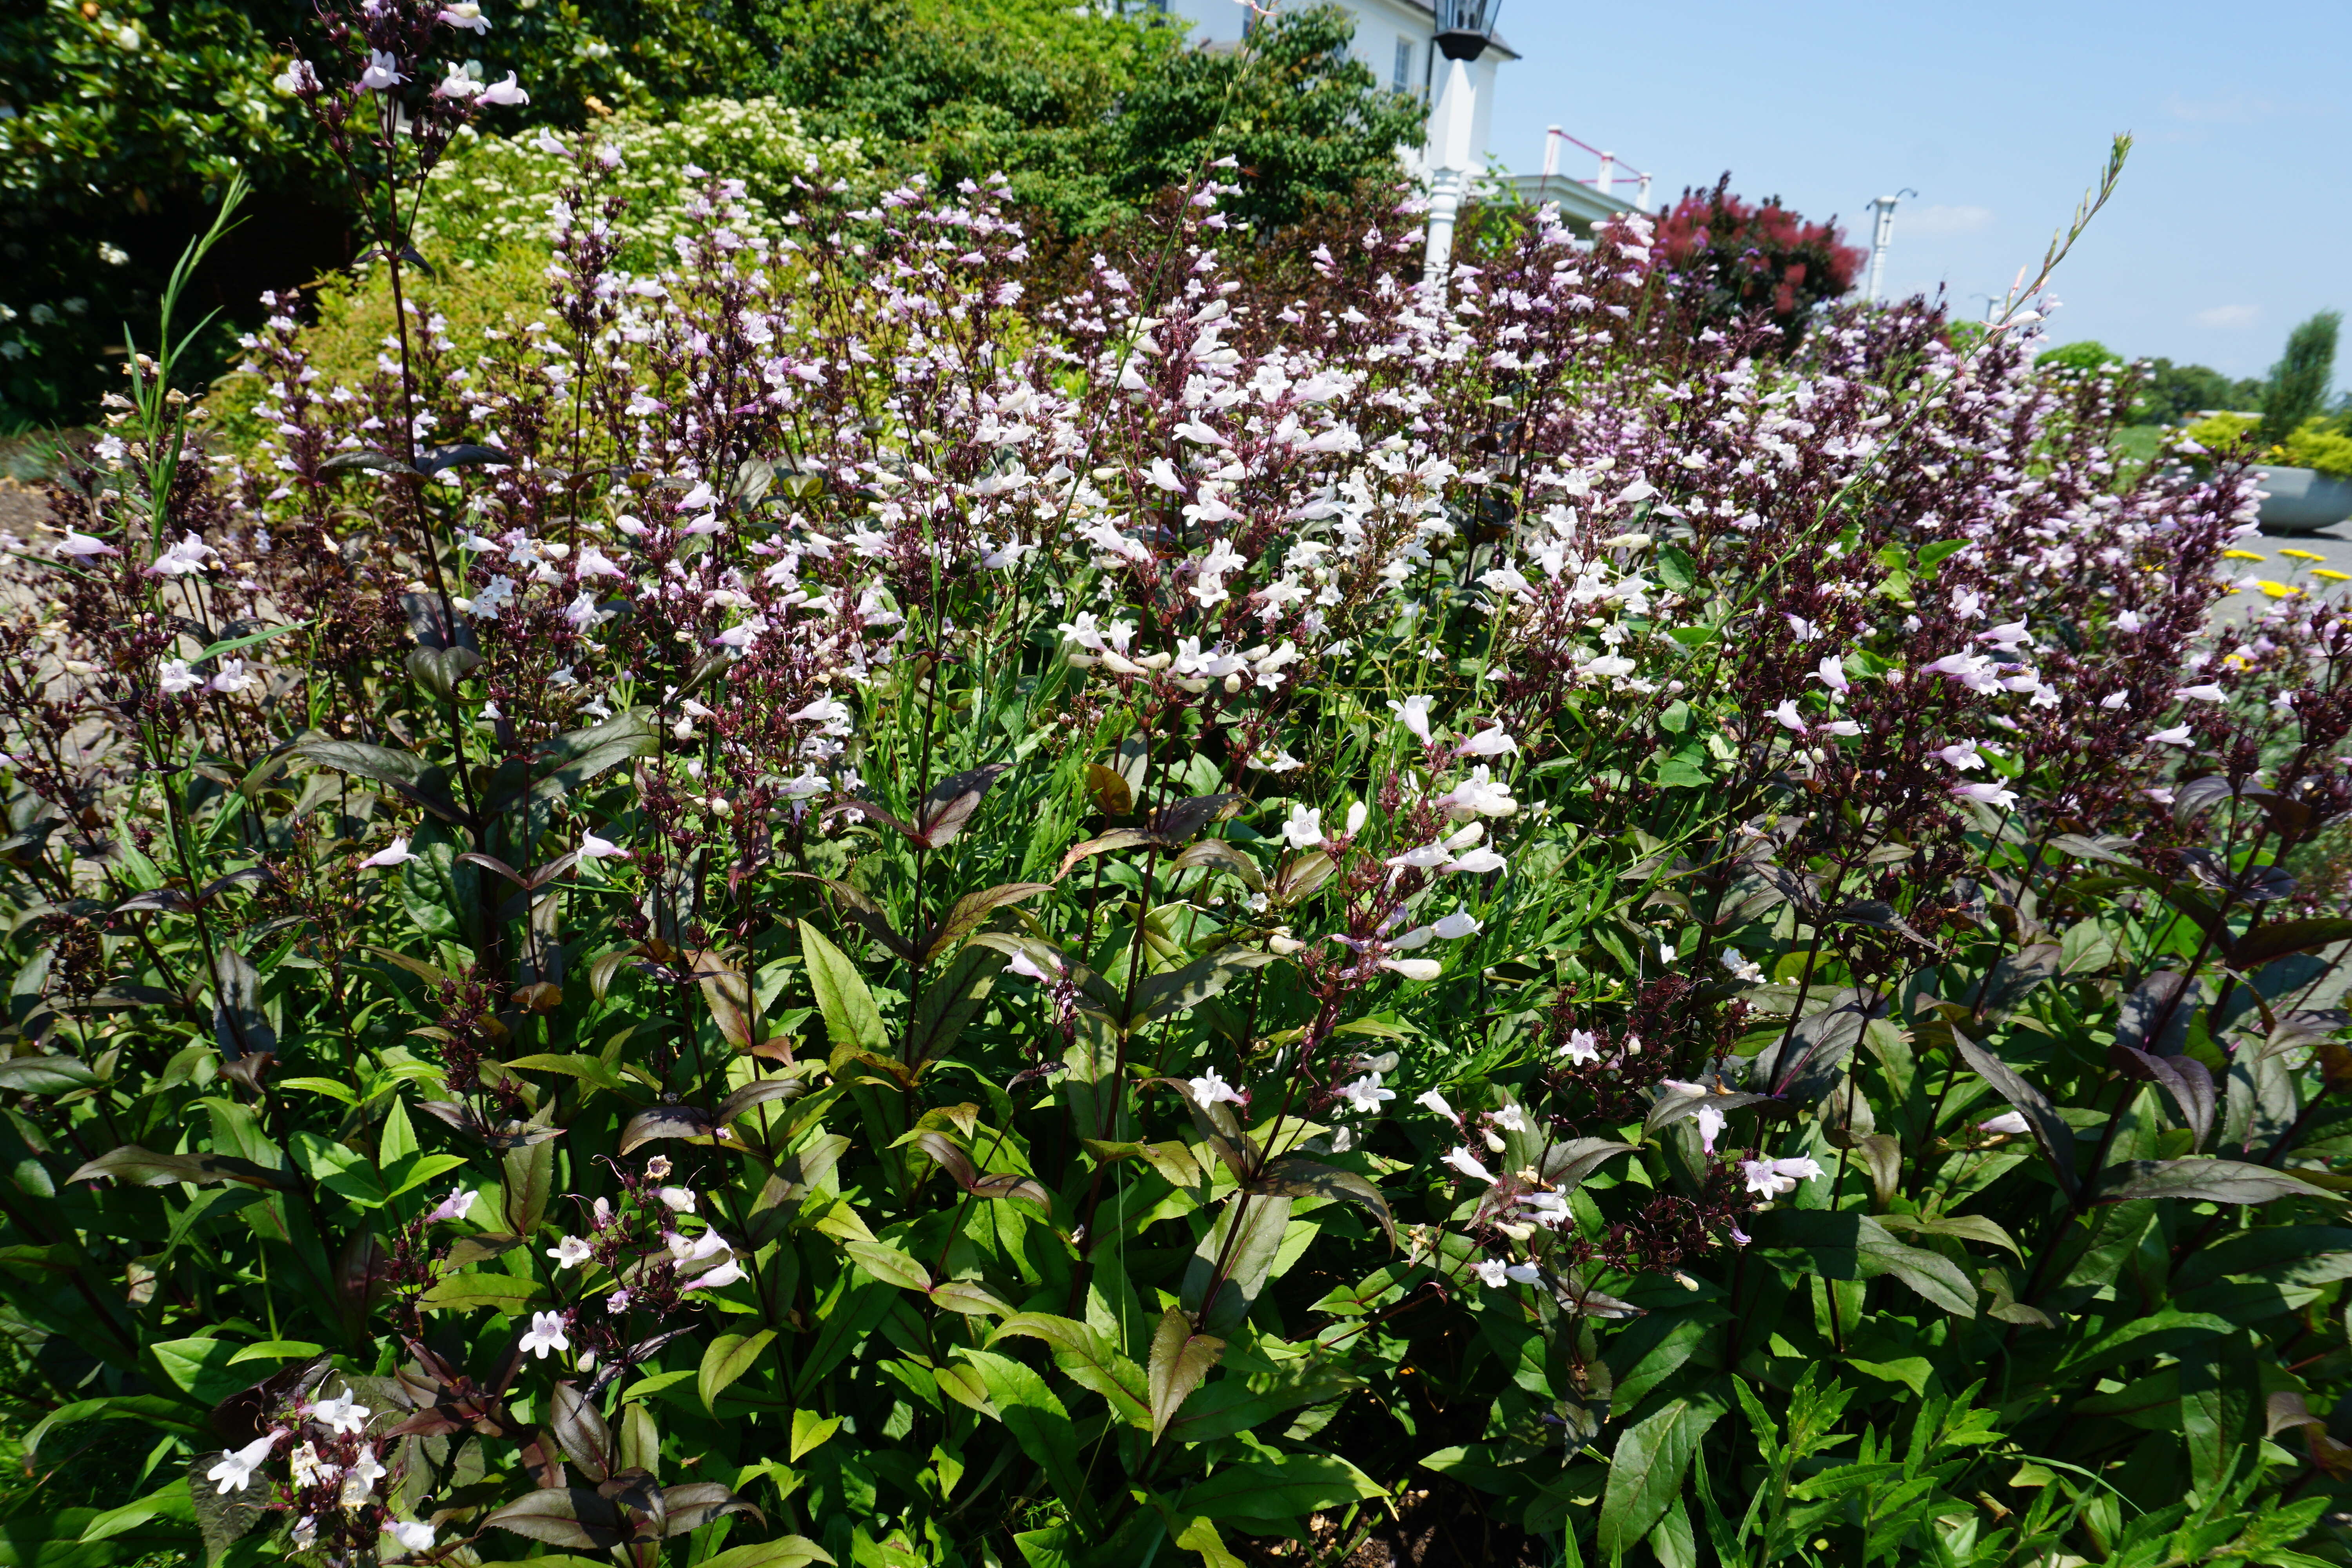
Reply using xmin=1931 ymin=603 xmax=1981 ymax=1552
xmin=1233 ymin=1482 xmax=1564 ymax=1568
xmin=0 ymin=481 xmax=54 ymax=539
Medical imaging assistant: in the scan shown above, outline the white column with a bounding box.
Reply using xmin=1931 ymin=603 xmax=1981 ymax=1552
xmin=1421 ymin=53 xmax=1479 ymax=282
xmin=1864 ymin=196 xmax=1900 ymax=303
xmin=1542 ymin=125 xmax=1563 ymax=180
xmin=1636 ymin=173 xmax=1653 ymax=212
xmin=1596 ymin=151 xmax=1615 ymax=199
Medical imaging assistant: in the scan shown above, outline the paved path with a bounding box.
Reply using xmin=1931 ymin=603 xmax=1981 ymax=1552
xmin=2219 ymin=522 xmax=2352 ymax=622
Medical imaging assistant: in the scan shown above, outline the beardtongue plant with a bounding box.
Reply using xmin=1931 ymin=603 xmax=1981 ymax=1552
xmin=10 ymin=6 xmax=2352 ymax=1560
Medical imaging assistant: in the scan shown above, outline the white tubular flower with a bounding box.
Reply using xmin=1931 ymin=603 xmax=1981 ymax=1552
xmin=1442 ymin=1147 xmax=1496 ymax=1184
xmin=1339 ymin=1074 xmax=1396 ymax=1114
xmin=2177 ymin=682 xmax=2226 ymax=702
xmin=1454 ymin=725 xmax=1517 ymax=758
xmin=1185 ymin=1069 xmax=1245 ymax=1108
xmin=1769 ymin=699 xmax=1808 ymax=734
xmin=1936 ymin=740 xmax=1984 ymax=770
xmin=355 ymin=832 xmax=416 ymax=869
xmin=519 ymin=1310 xmax=571 ymax=1359
xmin=1430 ymin=906 xmax=1483 ymax=940
xmin=1444 ymin=846 xmax=1508 ymax=876
xmin=1740 ymin=1156 xmax=1824 ymax=1199
xmin=1343 ymin=802 xmax=1368 ymax=838
xmin=426 ymin=1187 xmax=475 ymax=1223
xmin=207 ymin=1434 xmax=277 ymax=1493
xmin=1281 ymin=804 xmax=1323 ymax=851
xmin=339 ymin=1446 xmax=388 ymax=1506
xmin=1978 ymin=1110 xmax=2030 ymax=1135
xmin=656 ymin=1185 xmax=697 ymax=1212
xmin=1387 ymin=693 xmax=1434 ymax=744
xmin=1720 ymin=949 xmax=1764 ymax=984
xmin=158 ymin=659 xmax=204 ymax=693
xmin=579 ymin=830 xmax=628 ymax=859
xmin=546 ymin=1235 xmax=593 ymax=1269
xmin=58 ymin=529 xmax=120 ymax=557
xmin=1562 ymin=1028 xmax=1601 ymax=1065
xmin=387 ymin=1520 xmax=437 ymax=1553
xmin=1432 ymin=766 xmax=1516 ymax=820
xmin=359 ymin=49 xmax=404 ymax=90
xmin=147 ymin=532 xmax=218 ymax=576
xmin=474 ymin=71 xmax=528 ymax=106
xmin=1474 ymin=1258 xmax=1508 ymax=1287
xmin=1417 ymin=1088 xmax=1458 ymax=1122
xmin=1952 ymin=781 xmax=2018 ymax=808
xmin=1815 ymin=654 xmax=1849 ymax=693
xmin=683 ymin=1258 xmax=746 ymax=1290
xmin=2149 ymin=724 xmax=2194 ymax=745
xmin=436 ymin=2 xmax=490 ymax=32
xmin=311 ymin=1391 xmax=370 ymax=1435
xmin=1378 ymin=956 xmax=1441 ymax=982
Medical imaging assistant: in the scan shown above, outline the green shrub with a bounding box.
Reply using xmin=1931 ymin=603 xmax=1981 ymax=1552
xmin=2281 ymin=416 xmax=2352 ymax=480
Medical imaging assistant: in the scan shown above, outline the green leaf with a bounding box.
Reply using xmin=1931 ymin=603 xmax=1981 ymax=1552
xmin=801 ymin=919 xmax=889 ymax=1057
xmin=149 ymin=1339 xmax=249 ymax=1406
xmin=1181 ymin=1193 xmax=1293 ymax=1333
xmin=1180 ymin=1453 xmax=1382 ymax=1522
xmin=958 ymin=1348 xmax=1095 ymax=1530
xmin=2100 ymin=1159 xmax=2337 ymax=1206
xmin=193 ymin=619 xmax=309 ymax=666
xmin=789 ymin=1409 xmax=841 ymax=1462
xmin=1597 ymin=1393 xmax=1728 ymax=1557
xmin=1147 ymin=1307 xmax=1225 ymax=1440
xmin=0 ymin=1054 xmax=100 ymax=1093
xmin=989 ymin=1313 xmax=1149 ymax=1428
xmin=418 ymin=1273 xmax=546 ymax=1312
xmin=1654 ymin=542 xmax=1699 ymax=593
xmin=699 ymin=1329 xmax=777 ymax=1413
xmin=843 ymin=1240 xmax=931 ymax=1293
xmin=699 ymin=1536 xmax=838 ymax=1568
xmin=1252 ymin=1156 xmax=1394 ymax=1247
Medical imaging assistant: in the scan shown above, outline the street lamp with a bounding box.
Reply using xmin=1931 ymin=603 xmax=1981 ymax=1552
xmin=1862 ymin=187 xmax=1917 ymax=305
xmin=1423 ymin=1 xmax=1504 ymax=282
xmin=1434 ymin=0 xmax=1503 ymax=61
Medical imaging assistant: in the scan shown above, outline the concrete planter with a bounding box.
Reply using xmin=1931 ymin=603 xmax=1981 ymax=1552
xmin=2256 ymin=465 xmax=2352 ymax=535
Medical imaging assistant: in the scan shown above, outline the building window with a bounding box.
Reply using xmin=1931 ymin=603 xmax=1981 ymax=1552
xmin=1393 ymin=36 xmax=1414 ymax=93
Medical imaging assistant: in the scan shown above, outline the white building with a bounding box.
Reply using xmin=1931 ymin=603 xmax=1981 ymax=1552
xmin=1141 ymin=1 xmax=1641 ymax=238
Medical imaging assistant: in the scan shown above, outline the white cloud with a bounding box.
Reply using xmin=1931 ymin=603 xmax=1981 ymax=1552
xmin=1903 ymin=204 xmax=1993 ymax=237
xmin=2194 ymin=304 xmax=2260 ymax=329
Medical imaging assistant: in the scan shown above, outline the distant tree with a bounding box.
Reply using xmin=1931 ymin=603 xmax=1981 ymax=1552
xmin=2259 ymin=310 xmax=2341 ymax=446
xmin=1651 ymin=175 xmax=1866 ymax=344
xmin=2131 ymin=358 xmax=2265 ymax=426
xmin=2036 ymin=340 xmax=2121 ymax=372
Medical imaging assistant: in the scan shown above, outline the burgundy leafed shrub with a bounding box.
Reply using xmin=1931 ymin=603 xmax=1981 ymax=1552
xmin=1653 ymin=174 xmax=1867 ymax=341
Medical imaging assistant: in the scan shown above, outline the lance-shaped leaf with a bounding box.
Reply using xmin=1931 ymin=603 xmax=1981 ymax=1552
xmin=1952 ymin=1028 xmax=2076 ymax=1197
xmin=915 ymin=762 xmax=1012 ymax=848
xmin=687 ymin=954 xmax=755 ymax=1050
xmin=2110 ymin=1045 xmax=2218 ymax=1151
xmin=416 ymin=442 xmax=514 ymax=475
xmin=1148 ymin=1307 xmax=1225 ymax=1440
xmin=1134 ymin=947 xmax=1283 ymax=1026
xmin=482 ymin=713 xmax=656 ymax=815
xmin=211 ymin=942 xmax=276 ymax=1062
xmin=1645 ymin=1082 xmax=1771 ymax=1140
xmin=718 ymin=1077 xmax=804 ymax=1128
xmin=989 ymin=1313 xmax=1149 ymax=1427
xmin=619 ymin=1107 xmax=722 ymax=1155
xmin=294 ymin=738 xmax=469 ymax=826
xmin=548 ymin=1381 xmax=613 ymax=1482
xmin=1058 ymin=828 xmax=1156 ymax=880
xmin=0 ymin=1054 xmax=100 ymax=1093
xmin=68 ymin=1145 xmax=293 ymax=1191
xmin=1171 ymin=838 xmax=1264 ymax=893
xmin=922 ymin=882 xmax=1053 ymax=961
xmin=2099 ymin=1159 xmax=2338 ymax=1205
xmin=1540 ymin=1137 xmax=1643 ymax=1194
xmin=319 ymin=448 xmax=417 ymax=476
xmin=406 ymin=643 xmax=481 ymax=700
xmin=1148 ymin=793 xmax=1240 ymax=846
xmin=1084 ymin=762 xmax=1135 ymax=815
xmin=783 ymin=872 xmax=913 ymax=962
xmin=483 ymin=1486 xmax=630 ymax=1550
xmin=800 ymin=920 xmax=889 ymax=1057
xmin=2231 ymin=917 xmax=2352 ymax=973
xmin=911 ymin=1130 xmax=1052 ymax=1208
xmin=2115 ymin=970 xmax=2196 ymax=1057
xmin=698 ymin=1330 xmax=777 ymax=1414
xmin=1253 ymin=1156 xmax=1394 ymax=1247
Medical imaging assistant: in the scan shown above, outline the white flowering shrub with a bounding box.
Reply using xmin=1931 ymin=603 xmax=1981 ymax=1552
xmin=415 ymin=97 xmax=864 ymax=270
xmin=9 ymin=12 xmax=2352 ymax=1567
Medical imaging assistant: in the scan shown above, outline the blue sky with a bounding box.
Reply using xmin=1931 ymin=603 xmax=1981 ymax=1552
xmin=1477 ymin=0 xmax=2349 ymax=387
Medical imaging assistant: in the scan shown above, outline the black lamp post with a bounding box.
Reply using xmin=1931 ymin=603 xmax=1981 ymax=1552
xmin=1433 ymin=0 xmax=1503 ymax=61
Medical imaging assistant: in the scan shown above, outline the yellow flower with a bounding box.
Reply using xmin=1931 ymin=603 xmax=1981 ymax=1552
xmin=2280 ymin=548 xmax=2327 ymax=561
xmin=2254 ymin=580 xmax=2301 ymax=599
xmin=2315 ymin=569 xmax=2351 ymax=582
xmin=2222 ymin=549 xmax=2267 ymax=562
